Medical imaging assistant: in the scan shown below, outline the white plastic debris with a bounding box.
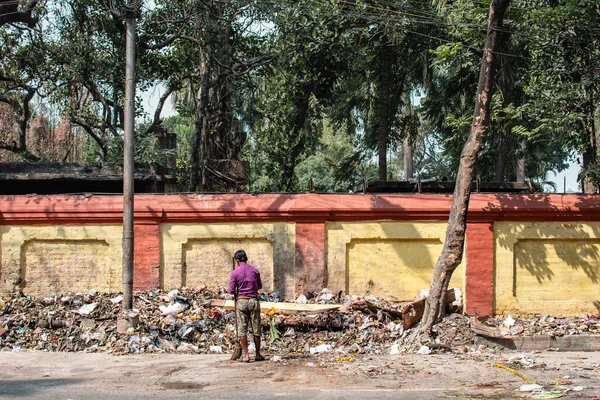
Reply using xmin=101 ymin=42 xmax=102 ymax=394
xmin=272 ymin=355 xmax=282 ymax=361
xmin=389 ymin=344 xmax=400 ymax=355
xmin=177 ymin=343 xmax=199 ymax=352
xmin=167 ymin=289 xmax=179 ymax=299
xmin=60 ymin=296 xmax=72 ymax=304
xmin=519 ymin=384 xmax=543 ymax=392
xmin=159 ymin=302 xmax=186 ymax=315
xmin=74 ymin=303 xmax=98 ymax=316
xmin=451 ymin=287 xmax=462 ymax=307
xmin=309 ymin=344 xmax=333 ymax=354
xmin=295 ymin=294 xmax=308 ymax=304
xmin=110 ymin=295 xmax=123 ymax=304
xmin=209 ymin=345 xmax=223 ymax=353
xmin=503 ymin=315 xmax=516 ymax=327
xmin=415 ymin=289 xmax=429 ymax=300
xmin=386 ymin=322 xmax=403 ymax=332
xmin=417 ymin=345 xmax=432 ymax=355
xmin=508 ymin=354 xmax=534 ymax=366
xmin=317 ymin=288 xmax=334 ymax=302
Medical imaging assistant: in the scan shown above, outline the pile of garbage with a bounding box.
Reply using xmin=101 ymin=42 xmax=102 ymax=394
xmin=1 ymin=287 xmax=598 ymax=355
xmin=0 ymin=287 xmax=461 ymax=354
xmin=0 ymin=288 xmax=235 ymax=354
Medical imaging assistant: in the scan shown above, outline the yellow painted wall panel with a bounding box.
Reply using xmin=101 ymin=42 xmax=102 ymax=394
xmin=183 ymin=238 xmax=273 ymax=291
xmin=161 ymin=223 xmax=294 ymax=298
xmin=327 ymin=222 xmax=463 ymax=298
xmin=515 ymin=239 xmax=600 ymax=301
xmin=0 ymin=225 xmax=122 ymax=296
xmin=23 ymin=240 xmax=111 ymax=296
xmin=495 ymin=222 xmax=600 ymax=315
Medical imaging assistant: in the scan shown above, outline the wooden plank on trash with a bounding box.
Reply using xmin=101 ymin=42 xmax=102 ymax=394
xmin=472 ymin=319 xmax=523 ymax=338
xmin=401 ymin=289 xmax=457 ymax=330
xmin=401 ymin=298 xmax=425 ymax=330
xmin=209 ymin=300 xmax=340 ymax=314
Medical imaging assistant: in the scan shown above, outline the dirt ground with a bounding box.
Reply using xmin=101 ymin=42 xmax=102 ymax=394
xmin=1 ymin=350 xmax=599 ymax=399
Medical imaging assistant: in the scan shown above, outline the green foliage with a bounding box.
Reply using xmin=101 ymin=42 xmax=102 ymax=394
xmin=268 ymin=318 xmax=281 ymax=343
xmin=2 ymin=0 xmax=598 ymax=193
xmin=295 ymin=120 xmax=377 ymax=192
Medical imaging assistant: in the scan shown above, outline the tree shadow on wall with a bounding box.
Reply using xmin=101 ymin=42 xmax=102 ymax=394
xmin=486 ymin=194 xmax=600 ymax=286
xmin=337 ymin=194 xmax=448 ymax=298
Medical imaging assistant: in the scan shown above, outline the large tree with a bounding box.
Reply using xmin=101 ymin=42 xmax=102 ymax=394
xmin=420 ymin=0 xmax=511 ymax=332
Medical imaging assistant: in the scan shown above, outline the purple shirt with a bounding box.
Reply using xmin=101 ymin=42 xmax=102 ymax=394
xmin=228 ymin=262 xmax=262 ymax=297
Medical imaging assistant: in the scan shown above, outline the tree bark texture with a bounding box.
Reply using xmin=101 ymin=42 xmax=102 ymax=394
xmin=188 ymin=4 xmax=249 ymax=192
xmin=516 ymin=140 xmax=526 ymax=182
xmin=280 ymin=88 xmax=311 ymax=191
xmin=582 ymin=131 xmax=597 ymax=193
xmin=494 ymin=126 xmax=509 ymax=181
xmin=582 ymin=80 xmax=598 ymax=194
xmin=420 ymin=0 xmax=511 ymax=332
xmin=494 ymin=30 xmax=513 ymax=182
xmin=190 ymin=44 xmax=211 ymax=192
xmin=0 ymin=87 xmax=40 ymax=161
xmin=377 ymin=40 xmax=393 ymax=181
xmin=403 ymin=135 xmax=413 ymax=180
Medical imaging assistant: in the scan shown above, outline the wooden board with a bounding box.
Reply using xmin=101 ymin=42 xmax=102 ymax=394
xmin=209 ymin=300 xmax=340 ymax=314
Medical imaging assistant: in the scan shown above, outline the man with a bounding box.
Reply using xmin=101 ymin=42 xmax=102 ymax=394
xmin=228 ymin=250 xmax=264 ymax=362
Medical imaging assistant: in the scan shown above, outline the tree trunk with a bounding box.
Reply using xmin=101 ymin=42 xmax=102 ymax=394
xmin=420 ymin=0 xmax=511 ymax=333
xmin=494 ymin=126 xmax=509 ymax=181
xmin=403 ymin=135 xmax=413 ymax=180
xmin=582 ymin=79 xmax=598 ymax=194
xmin=189 ymin=44 xmax=211 ymax=192
xmin=188 ymin=4 xmax=251 ymax=192
xmin=280 ymin=88 xmax=311 ymax=191
xmin=494 ymin=30 xmax=512 ymax=182
xmin=516 ymin=140 xmax=526 ymax=182
xmin=582 ymin=129 xmax=597 ymax=193
xmin=1 ymin=87 xmax=40 ymax=161
xmin=377 ymin=40 xmax=393 ymax=181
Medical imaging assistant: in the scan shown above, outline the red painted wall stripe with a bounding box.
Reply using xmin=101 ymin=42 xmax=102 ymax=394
xmin=465 ymin=222 xmax=495 ymax=316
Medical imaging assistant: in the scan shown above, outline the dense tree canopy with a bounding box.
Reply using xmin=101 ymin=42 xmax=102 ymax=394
xmin=0 ymin=0 xmax=598 ymax=193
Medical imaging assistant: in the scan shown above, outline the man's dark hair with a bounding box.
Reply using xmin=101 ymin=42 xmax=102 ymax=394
xmin=234 ymin=250 xmax=248 ymax=262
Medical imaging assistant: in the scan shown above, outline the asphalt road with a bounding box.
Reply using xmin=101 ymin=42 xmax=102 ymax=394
xmin=1 ymin=351 xmax=599 ymax=399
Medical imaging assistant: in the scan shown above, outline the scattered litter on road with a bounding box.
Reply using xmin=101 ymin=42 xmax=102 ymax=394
xmin=519 ymin=383 xmax=543 ymax=392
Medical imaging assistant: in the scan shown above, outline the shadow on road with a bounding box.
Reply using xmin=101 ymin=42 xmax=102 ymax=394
xmin=0 ymin=378 xmax=82 ymax=397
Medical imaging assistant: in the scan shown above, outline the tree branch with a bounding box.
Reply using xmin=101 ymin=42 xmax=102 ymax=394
xmin=144 ymin=86 xmax=176 ymax=136
xmin=212 ymin=54 xmax=275 ymax=87
xmin=0 ymin=139 xmax=40 ymax=161
xmin=71 ymin=117 xmax=109 ymax=158
xmin=139 ymin=33 xmax=181 ymax=50
xmin=0 ymin=0 xmax=39 ymax=28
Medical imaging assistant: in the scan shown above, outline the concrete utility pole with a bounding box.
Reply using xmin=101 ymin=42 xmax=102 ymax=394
xmin=122 ymin=4 xmax=137 ymax=312
xmin=109 ymin=0 xmax=141 ymax=313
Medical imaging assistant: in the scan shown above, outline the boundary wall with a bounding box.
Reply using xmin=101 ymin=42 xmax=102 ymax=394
xmin=1 ymin=193 xmax=599 ymax=316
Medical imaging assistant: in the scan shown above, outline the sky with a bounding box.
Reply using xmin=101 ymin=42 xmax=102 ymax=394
xmin=551 ymin=162 xmax=580 ymax=193
xmin=141 ymin=85 xmax=177 ymax=120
